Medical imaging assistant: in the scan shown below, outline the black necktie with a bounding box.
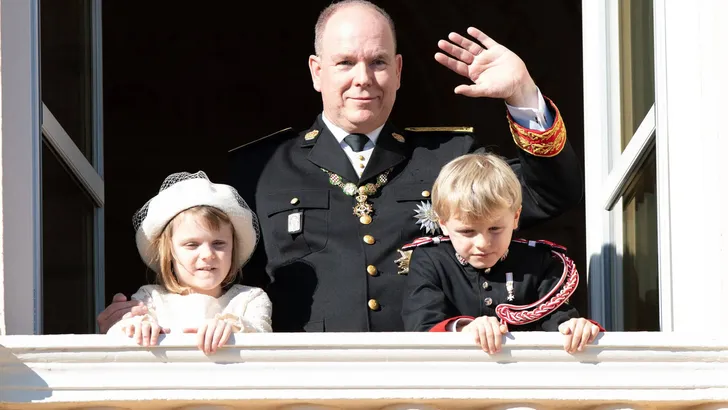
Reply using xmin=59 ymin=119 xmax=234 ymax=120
xmin=343 ymin=133 xmax=370 ymax=152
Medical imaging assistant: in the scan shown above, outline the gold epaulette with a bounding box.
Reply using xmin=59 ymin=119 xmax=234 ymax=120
xmin=228 ymin=127 xmax=294 ymax=153
xmin=404 ymin=126 xmax=474 ymax=133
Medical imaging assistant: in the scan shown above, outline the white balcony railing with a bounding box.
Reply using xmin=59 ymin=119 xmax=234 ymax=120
xmin=1 ymin=332 xmax=728 ymax=409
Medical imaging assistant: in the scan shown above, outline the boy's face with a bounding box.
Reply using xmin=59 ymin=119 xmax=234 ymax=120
xmin=439 ymin=207 xmax=521 ymax=269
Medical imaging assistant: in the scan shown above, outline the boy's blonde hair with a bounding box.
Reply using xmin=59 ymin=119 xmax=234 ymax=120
xmin=432 ymin=153 xmax=522 ymax=224
xmin=151 ymin=205 xmax=240 ymax=295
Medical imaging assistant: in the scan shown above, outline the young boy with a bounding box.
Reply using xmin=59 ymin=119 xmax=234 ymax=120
xmin=401 ymin=153 xmax=601 ymax=354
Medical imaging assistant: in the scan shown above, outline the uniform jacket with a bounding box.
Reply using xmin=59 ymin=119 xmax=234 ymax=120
xmin=229 ymin=106 xmax=582 ymax=332
xmin=401 ymin=238 xmax=580 ymax=332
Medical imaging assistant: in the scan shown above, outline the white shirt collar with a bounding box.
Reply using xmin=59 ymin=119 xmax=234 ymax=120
xmin=321 ymin=113 xmax=384 ymax=146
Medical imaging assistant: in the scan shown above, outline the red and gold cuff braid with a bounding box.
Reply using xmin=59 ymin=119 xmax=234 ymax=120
xmin=494 ymin=250 xmax=578 ymax=326
xmin=507 ymin=97 xmax=567 ymax=158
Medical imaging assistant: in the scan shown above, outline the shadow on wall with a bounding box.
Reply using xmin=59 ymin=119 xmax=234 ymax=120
xmin=0 ymin=344 xmax=51 ymax=402
xmin=588 ymin=243 xmax=661 ymax=332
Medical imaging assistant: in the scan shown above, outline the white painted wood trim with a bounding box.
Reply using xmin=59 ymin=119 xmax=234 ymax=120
xmin=602 ymin=106 xmax=655 ymax=211
xmin=1 ymin=333 xmax=727 ymax=409
xmin=603 ymin=3 xmax=626 ymax=331
xmin=606 ymin=0 xmax=621 ymax=173
xmin=582 ymin=0 xmax=614 ymax=327
xmin=0 ymin=0 xmax=42 ymax=335
xmin=41 ymin=105 xmax=104 ymax=206
xmin=652 ymin=0 xmax=674 ymax=332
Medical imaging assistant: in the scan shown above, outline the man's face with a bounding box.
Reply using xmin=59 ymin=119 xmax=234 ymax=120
xmin=440 ymin=207 xmax=521 ymax=269
xmin=309 ymin=6 xmax=402 ymax=134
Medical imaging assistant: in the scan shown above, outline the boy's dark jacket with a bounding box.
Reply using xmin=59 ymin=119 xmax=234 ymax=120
xmin=402 ymin=237 xmax=585 ymax=332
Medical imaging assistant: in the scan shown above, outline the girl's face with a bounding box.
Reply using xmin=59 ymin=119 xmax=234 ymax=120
xmin=170 ymin=212 xmax=233 ymax=297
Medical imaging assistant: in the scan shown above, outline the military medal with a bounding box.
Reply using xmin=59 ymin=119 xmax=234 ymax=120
xmin=505 ymin=271 xmax=515 ymax=301
xmin=321 ymin=168 xmax=392 ymax=225
xmin=413 ymin=201 xmax=439 ymax=234
xmin=353 ymin=186 xmax=375 ymax=224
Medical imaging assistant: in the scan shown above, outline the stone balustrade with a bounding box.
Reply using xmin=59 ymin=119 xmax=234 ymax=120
xmin=1 ymin=332 xmax=727 ymax=409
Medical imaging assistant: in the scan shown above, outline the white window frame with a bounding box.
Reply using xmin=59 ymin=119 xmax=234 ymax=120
xmin=0 ymin=0 xmax=42 ymax=335
xmin=38 ymin=0 xmax=105 ymax=333
xmin=582 ymin=0 xmax=672 ymax=330
xmin=0 ymin=0 xmax=104 ymax=335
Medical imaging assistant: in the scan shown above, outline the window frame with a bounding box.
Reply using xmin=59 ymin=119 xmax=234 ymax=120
xmin=38 ymin=0 xmax=105 ymax=334
xmin=583 ymin=0 xmax=672 ymax=331
xmin=0 ymin=0 xmax=105 ymax=334
xmin=0 ymin=0 xmax=43 ymax=335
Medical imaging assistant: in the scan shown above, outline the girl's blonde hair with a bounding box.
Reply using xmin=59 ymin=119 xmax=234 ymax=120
xmin=151 ymin=205 xmax=240 ymax=294
xmin=432 ymin=153 xmax=522 ymax=224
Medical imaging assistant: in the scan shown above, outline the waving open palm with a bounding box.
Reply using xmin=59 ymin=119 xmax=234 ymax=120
xmin=435 ymin=27 xmax=539 ymax=108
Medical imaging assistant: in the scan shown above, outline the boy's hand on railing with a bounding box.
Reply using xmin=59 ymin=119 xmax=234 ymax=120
xmin=558 ymin=318 xmax=600 ymax=353
xmin=460 ymin=315 xmax=509 ymax=354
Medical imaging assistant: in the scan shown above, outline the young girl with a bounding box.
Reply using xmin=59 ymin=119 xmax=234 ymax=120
xmin=109 ymin=171 xmax=271 ymax=354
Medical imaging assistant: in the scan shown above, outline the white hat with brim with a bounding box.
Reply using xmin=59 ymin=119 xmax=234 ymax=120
xmin=134 ymin=172 xmax=258 ymax=274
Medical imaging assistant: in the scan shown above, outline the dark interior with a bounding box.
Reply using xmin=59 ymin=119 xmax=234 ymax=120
xmin=102 ymin=0 xmax=588 ymax=322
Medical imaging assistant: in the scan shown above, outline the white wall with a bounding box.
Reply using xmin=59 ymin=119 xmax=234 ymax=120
xmin=657 ymin=0 xmax=728 ymax=331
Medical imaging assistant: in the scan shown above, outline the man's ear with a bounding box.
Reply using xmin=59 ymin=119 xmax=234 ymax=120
xmin=395 ymin=54 xmax=403 ymax=90
xmin=309 ymin=55 xmax=322 ymax=92
xmin=439 ymin=221 xmax=449 ymax=236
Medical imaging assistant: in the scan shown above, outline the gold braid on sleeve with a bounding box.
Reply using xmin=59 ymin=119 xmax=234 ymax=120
xmin=507 ymin=96 xmax=567 ymax=158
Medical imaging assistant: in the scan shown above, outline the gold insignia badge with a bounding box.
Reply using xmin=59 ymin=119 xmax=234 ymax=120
xmin=392 ymin=132 xmax=405 ymax=143
xmin=404 ymin=126 xmax=474 ymax=133
xmin=304 ymin=130 xmax=320 ymax=140
xmin=395 ymin=249 xmax=413 ymax=275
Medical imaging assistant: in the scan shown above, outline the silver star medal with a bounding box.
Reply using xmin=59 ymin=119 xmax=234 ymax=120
xmin=413 ymin=201 xmax=439 ymax=235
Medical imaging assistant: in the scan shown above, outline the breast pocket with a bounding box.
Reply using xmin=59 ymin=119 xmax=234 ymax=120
xmin=393 ymin=183 xmax=436 ymax=242
xmin=260 ymin=190 xmax=330 ymax=262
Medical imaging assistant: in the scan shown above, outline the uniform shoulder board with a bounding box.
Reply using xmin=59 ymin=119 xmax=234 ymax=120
xmin=404 ymin=126 xmax=474 ymax=133
xmin=228 ymin=127 xmax=296 ymax=153
xmin=512 ymin=238 xmax=567 ymax=254
xmin=401 ymin=236 xmax=451 ymax=250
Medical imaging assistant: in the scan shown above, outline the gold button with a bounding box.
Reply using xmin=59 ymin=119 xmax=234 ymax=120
xmin=359 ymin=215 xmax=372 ymax=225
xmin=421 ymin=190 xmax=431 ymax=198
xmin=368 ymin=299 xmax=380 ymax=311
xmin=359 ymin=163 xmax=365 ymax=169
xmin=290 ymin=198 xmax=299 ymax=205
xmin=367 ymin=265 xmax=377 ymax=276
xmin=484 ymin=297 xmax=493 ymax=306
xmin=363 ymin=235 xmax=375 ymax=245
xmin=358 ymin=155 xmax=365 ymax=161
xmin=482 ymin=281 xmax=489 ymax=289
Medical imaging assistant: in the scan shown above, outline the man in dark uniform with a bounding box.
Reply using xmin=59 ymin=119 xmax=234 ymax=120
xmin=229 ymin=0 xmax=582 ymax=333
xmin=95 ymin=0 xmax=582 ymax=334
